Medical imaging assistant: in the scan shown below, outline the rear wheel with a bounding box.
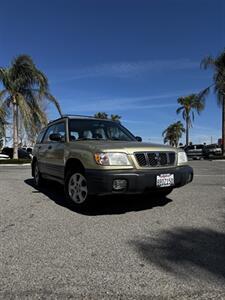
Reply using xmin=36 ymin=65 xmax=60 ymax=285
xmin=65 ymin=169 xmax=90 ymax=207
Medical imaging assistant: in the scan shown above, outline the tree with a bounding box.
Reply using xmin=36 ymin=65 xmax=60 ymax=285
xmin=162 ymin=121 xmax=185 ymax=147
xmin=110 ymin=114 xmax=121 ymax=122
xmin=176 ymin=94 xmax=205 ymax=146
xmin=0 ymin=55 xmax=62 ymax=158
xmin=94 ymin=112 xmax=121 ymax=122
xmin=0 ymin=121 xmax=4 ymax=149
xmin=201 ymin=50 xmax=225 ymax=155
xmin=0 ymin=106 xmax=7 ymax=149
xmin=94 ymin=112 xmax=108 ymax=119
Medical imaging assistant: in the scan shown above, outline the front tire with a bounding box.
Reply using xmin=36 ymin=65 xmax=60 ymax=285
xmin=33 ymin=161 xmax=44 ymax=187
xmin=65 ymin=170 xmax=90 ymax=206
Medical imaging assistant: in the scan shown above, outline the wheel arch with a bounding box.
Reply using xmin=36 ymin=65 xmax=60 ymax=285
xmin=64 ymin=158 xmax=85 ymax=179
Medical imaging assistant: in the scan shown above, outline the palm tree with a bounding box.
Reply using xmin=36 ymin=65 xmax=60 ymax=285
xmin=94 ymin=112 xmax=108 ymax=119
xmin=94 ymin=112 xmax=122 ymax=122
xmin=201 ymin=50 xmax=225 ymax=155
xmin=176 ymin=94 xmax=205 ymax=146
xmin=162 ymin=121 xmax=185 ymax=147
xmin=110 ymin=114 xmax=121 ymax=122
xmin=0 ymin=106 xmax=7 ymax=148
xmin=0 ymin=55 xmax=62 ymax=158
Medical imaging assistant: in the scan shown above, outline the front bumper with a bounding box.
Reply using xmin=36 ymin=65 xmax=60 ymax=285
xmin=86 ymin=165 xmax=193 ymax=195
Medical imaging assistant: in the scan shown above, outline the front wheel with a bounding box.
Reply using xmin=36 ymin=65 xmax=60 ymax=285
xmin=65 ymin=170 xmax=90 ymax=207
xmin=33 ymin=161 xmax=44 ymax=187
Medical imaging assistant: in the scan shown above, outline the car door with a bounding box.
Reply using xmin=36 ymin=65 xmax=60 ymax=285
xmin=43 ymin=121 xmax=66 ymax=179
xmin=38 ymin=124 xmax=56 ymax=175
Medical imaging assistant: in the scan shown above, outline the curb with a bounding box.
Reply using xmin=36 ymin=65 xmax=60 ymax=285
xmin=0 ymin=163 xmax=31 ymax=166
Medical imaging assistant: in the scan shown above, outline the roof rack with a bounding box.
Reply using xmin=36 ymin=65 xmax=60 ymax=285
xmin=47 ymin=114 xmax=111 ymax=125
xmin=62 ymin=114 xmax=95 ymax=119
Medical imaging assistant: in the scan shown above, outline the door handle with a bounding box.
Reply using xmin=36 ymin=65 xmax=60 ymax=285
xmin=48 ymin=145 xmax=52 ymax=150
xmin=38 ymin=146 xmax=42 ymax=149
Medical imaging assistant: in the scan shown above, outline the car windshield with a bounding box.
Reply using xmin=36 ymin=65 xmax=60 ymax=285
xmin=69 ymin=119 xmax=136 ymax=142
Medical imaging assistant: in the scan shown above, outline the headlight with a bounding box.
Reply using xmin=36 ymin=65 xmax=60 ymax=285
xmin=177 ymin=151 xmax=188 ymax=164
xmin=94 ymin=152 xmax=131 ymax=166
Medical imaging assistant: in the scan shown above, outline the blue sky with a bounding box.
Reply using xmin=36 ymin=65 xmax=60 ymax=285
xmin=0 ymin=0 xmax=225 ymax=144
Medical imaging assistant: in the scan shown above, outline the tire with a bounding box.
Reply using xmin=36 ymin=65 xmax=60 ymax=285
xmin=154 ymin=188 xmax=173 ymax=198
xmin=65 ymin=169 xmax=90 ymax=207
xmin=33 ymin=161 xmax=44 ymax=187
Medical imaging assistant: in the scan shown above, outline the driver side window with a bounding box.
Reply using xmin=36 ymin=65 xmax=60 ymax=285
xmin=43 ymin=122 xmax=66 ymax=143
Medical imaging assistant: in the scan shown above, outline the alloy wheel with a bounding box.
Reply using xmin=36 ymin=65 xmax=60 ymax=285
xmin=68 ymin=173 xmax=88 ymax=204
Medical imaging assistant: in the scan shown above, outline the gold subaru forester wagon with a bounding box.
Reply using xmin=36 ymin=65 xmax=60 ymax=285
xmin=32 ymin=115 xmax=193 ymax=207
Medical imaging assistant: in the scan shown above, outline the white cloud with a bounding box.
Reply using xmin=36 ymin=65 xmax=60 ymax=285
xmin=63 ymin=90 xmax=193 ymax=113
xmin=51 ymin=58 xmax=198 ymax=82
xmin=67 ymin=97 xmax=176 ymax=113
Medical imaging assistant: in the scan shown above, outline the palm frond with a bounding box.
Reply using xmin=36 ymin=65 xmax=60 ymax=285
xmin=176 ymin=107 xmax=183 ymax=115
xmin=94 ymin=112 xmax=108 ymax=119
xmin=44 ymin=92 xmax=63 ymax=117
xmin=198 ymin=86 xmax=211 ymax=101
xmin=110 ymin=114 xmax=121 ymax=122
xmin=16 ymin=93 xmax=34 ymax=132
xmin=200 ymin=56 xmax=215 ymax=70
xmin=0 ymin=89 xmax=8 ymax=103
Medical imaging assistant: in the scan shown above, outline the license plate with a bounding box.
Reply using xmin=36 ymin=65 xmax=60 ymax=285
xmin=156 ymin=174 xmax=174 ymax=187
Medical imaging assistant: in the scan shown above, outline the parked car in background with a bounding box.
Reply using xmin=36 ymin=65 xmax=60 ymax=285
xmin=204 ymin=144 xmax=222 ymax=158
xmin=184 ymin=144 xmax=206 ymax=160
xmin=0 ymin=153 xmax=10 ymax=160
xmin=2 ymin=147 xmax=32 ymax=159
xmin=22 ymin=147 xmax=33 ymax=155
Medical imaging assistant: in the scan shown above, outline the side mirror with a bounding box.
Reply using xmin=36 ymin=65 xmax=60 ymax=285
xmin=135 ymin=136 xmax=142 ymax=142
xmin=49 ymin=133 xmax=62 ymax=142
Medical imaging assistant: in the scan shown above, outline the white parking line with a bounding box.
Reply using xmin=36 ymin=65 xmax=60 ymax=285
xmin=195 ymin=174 xmax=225 ymax=176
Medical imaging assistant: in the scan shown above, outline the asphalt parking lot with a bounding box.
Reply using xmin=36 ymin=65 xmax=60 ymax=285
xmin=0 ymin=160 xmax=225 ymax=299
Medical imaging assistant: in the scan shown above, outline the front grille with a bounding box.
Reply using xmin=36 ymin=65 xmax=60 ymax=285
xmin=135 ymin=152 xmax=176 ymax=167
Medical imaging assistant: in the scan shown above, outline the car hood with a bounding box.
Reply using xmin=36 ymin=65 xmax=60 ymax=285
xmin=71 ymin=141 xmax=178 ymax=154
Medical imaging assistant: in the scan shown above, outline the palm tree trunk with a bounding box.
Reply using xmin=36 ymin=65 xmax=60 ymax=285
xmin=186 ymin=118 xmax=189 ymax=146
xmin=222 ymin=97 xmax=225 ymax=156
xmin=12 ymin=98 xmax=18 ymax=159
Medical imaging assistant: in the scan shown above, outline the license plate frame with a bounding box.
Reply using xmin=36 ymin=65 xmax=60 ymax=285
xmin=156 ymin=174 xmax=174 ymax=188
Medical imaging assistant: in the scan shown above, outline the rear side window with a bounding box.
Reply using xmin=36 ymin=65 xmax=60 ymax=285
xmin=36 ymin=130 xmax=46 ymax=144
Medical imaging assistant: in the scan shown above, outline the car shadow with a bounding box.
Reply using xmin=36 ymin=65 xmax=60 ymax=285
xmin=130 ymin=226 xmax=225 ymax=281
xmin=24 ymin=178 xmax=172 ymax=216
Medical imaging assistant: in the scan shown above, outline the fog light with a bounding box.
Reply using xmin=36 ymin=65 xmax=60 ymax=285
xmin=113 ymin=179 xmax=127 ymax=191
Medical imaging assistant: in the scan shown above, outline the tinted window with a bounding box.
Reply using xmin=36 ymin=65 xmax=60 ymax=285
xmin=69 ymin=119 xmax=136 ymax=142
